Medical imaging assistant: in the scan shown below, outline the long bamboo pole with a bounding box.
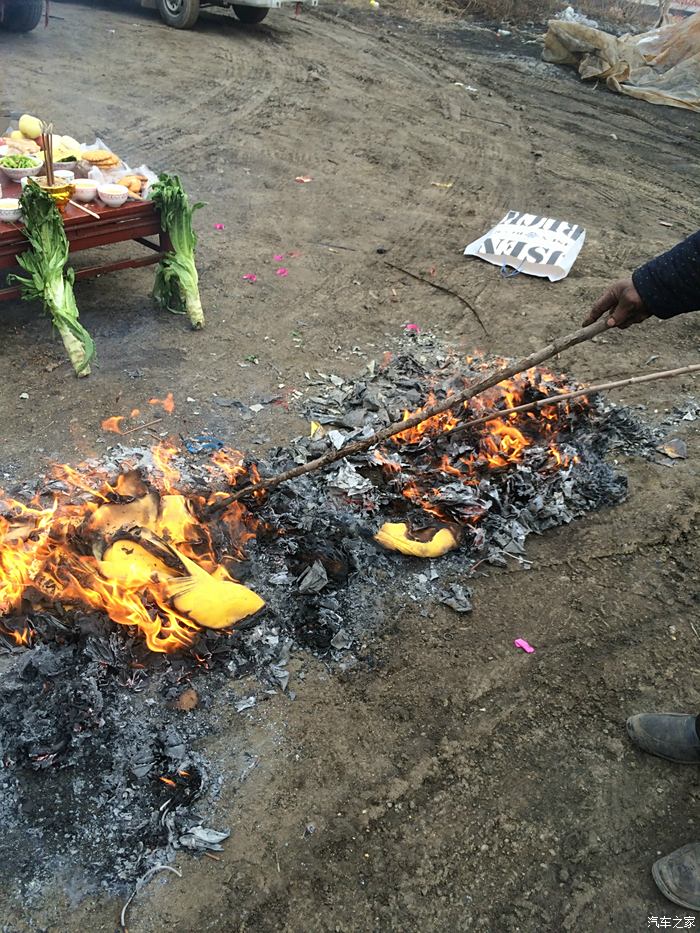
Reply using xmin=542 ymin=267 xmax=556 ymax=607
xmin=204 ymin=319 xmax=609 ymax=513
xmin=447 ymin=363 xmax=700 ymax=439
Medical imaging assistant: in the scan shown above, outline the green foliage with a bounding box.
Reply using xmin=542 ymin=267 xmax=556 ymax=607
xmin=9 ymin=184 xmax=94 ymax=375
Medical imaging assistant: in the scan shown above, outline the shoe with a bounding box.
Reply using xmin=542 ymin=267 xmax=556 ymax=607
xmin=653 ymin=843 xmax=700 ymax=911
xmin=626 ymin=713 xmax=700 ymax=764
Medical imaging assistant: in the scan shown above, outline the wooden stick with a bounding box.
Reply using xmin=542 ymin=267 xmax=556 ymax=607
xmin=447 ymin=363 xmax=700 ymax=439
xmin=69 ymin=199 xmax=100 ymax=219
xmin=383 ymin=259 xmax=488 ymax=334
xmin=204 ymin=319 xmax=609 ymax=514
xmin=120 ymin=417 xmax=163 ymax=437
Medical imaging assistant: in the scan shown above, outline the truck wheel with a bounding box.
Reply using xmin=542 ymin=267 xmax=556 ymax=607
xmin=1 ymin=0 xmax=44 ymax=32
xmin=157 ymin=0 xmax=200 ymax=28
xmin=233 ymin=5 xmax=269 ymax=23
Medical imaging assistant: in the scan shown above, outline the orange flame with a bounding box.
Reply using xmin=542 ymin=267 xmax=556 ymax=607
xmin=101 ymin=416 xmax=125 ymax=434
xmin=149 ymin=393 xmax=175 ymax=414
xmin=380 ymin=365 xmax=587 ymax=520
xmin=0 ymin=446 xmax=263 ymax=654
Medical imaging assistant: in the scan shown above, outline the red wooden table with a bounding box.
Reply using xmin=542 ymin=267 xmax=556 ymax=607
xmin=0 ymin=178 xmax=171 ymax=302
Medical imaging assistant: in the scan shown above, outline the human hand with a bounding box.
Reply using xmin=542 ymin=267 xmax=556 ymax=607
xmin=584 ymin=278 xmax=651 ymax=329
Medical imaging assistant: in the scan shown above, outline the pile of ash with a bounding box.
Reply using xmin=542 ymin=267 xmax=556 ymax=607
xmin=0 ymin=339 xmax=657 ymax=902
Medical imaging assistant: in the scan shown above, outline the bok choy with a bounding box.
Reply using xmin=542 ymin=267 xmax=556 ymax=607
xmin=10 ymin=184 xmax=94 ymax=376
xmin=150 ymin=174 xmax=204 ymax=329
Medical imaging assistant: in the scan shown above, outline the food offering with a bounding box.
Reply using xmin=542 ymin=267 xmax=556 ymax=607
xmin=0 ymin=115 xmax=204 ymax=375
xmin=118 ymin=173 xmax=149 ymax=196
xmin=81 ymin=148 xmax=122 ymax=172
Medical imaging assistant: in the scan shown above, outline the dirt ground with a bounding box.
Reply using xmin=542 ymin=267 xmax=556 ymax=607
xmin=1 ymin=2 xmax=699 ymax=930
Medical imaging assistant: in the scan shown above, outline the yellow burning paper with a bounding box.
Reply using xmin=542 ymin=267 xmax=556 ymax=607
xmin=374 ymin=522 xmax=460 ymax=558
xmin=163 ymin=546 xmax=265 ymax=630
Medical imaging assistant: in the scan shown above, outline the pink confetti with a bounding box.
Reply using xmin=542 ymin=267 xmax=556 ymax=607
xmin=214 ymin=223 xmax=225 ymax=230
xmin=276 ymin=267 xmax=289 ymax=277
xmin=287 ymin=249 xmax=303 ymax=259
xmin=404 ymin=323 xmax=421 ymax=334
xmin=295 ymin=175 xmax=313 ymax=184
xmin=273 ymin=254 xmax=285 ymax=261
xmin=242 ymin=273 xmax=257 ymax=284
xmin=514 ymin=638 xmax=535 ymax=654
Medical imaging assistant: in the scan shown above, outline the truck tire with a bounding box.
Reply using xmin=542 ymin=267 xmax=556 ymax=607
xmin=1 ymin=0 xmax=44 ymax=32
xmin=233 ymin=5 xmax=269 ymax=23
xmin=157 ymin=0 xmax=200 ymax=28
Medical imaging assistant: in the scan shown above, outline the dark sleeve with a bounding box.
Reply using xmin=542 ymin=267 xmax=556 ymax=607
xmin=632 ymin=231 xmax=700 ymax=319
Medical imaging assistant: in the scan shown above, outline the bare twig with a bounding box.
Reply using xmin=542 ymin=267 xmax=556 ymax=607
xmin=204 ymin=319 xmax=608 ymax=516
xmin=447 ymin=363 xmax=700 ymax=440
xmin=120 ymin=418 xmax=163 ymax=437
xmin=383 ymin=259 xmax=488 ymax=334
xmin=120 ymin=865 xmax=182 ymax=931
xmin=690 ymin=621 xmax=700 ymax=642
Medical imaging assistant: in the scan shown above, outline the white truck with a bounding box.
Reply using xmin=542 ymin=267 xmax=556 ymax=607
xmin=140 ymin=0 xmax=317 ymax=28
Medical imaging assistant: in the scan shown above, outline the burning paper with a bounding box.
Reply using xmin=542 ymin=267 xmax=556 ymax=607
xmin=374 ymin=522 xmax=460 ymax=558
xmin=0 ymin=450 xmax=264 ymax=653
xmin=464 ymin=210 xmax=585 ymax=281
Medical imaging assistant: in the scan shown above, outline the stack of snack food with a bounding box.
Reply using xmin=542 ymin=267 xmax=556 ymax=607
xmin=117 ymin=173 xmax=149 ymax=195
xmin=81 ymin=148 xmax=122 ymax=172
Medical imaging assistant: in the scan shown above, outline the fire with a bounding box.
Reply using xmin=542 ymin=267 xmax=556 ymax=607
xmin=0 ymin=622 xmax=33 ymax=647
xmin=379 ymin=363 xmax=587 ymax=521
xmin=149 ymin=392 xmax=175 ymax=414
xmin=481 ymin=418 xmax=530 ymax=469
xmin=393 ymin=391 xmax=461 ymax=444
xmin=101 ymin=416 xmax=125 ymax=434
xmin=0 ymin=444 xmax=265 ymax=654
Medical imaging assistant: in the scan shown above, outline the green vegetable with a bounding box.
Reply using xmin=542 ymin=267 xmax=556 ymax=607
xmin=9 ymin=185 xmax=94 ymax=376
xmin=0 ymin=154 xmax=40 ymax=169
xmin=150 ymin=173 xmax=204 ymax=329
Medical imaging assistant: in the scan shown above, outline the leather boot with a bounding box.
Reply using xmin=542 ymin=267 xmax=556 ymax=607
xmin=653 ymin=843 xmax=700 ymax=911
xmin=626 ymin=713 xmax=700 ymax=764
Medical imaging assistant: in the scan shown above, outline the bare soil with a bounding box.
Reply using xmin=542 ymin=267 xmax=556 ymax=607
xmin=1 ymin=2 xmax=699 ymax=930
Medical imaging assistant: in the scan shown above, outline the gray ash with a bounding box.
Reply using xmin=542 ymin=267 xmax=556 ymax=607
xmin=0 ymin=344 xmax=647 ymax=902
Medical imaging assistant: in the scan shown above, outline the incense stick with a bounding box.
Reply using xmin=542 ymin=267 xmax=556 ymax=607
xmin=41 ymin=121 xmax=54 ymax=187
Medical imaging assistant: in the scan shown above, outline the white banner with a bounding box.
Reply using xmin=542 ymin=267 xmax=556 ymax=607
xmin=464 ymin=210 xmax=586 ymax=282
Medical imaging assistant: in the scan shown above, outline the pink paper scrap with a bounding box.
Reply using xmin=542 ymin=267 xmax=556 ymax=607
xmin=514 ymin=638 xmax=535 ymax=654
xmin=214 ymin=223 xmax=225 ymax=230
xmin=404 ymin=323 xmax=420 ymax=334
xmin=242 ymin=273 xmax=257 ymax=284
xmin=276 ymin=268 xmax=289 ymax=277
xmin=273 ymin=254 xmax=285 ymax=261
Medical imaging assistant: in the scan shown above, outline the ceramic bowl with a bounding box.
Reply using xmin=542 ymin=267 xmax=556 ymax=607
xmin=72 ymin=179 xmax=98 ymax=203
xmin=97 ymin=183 xmax=128 ymax=208
xmin=0 ymin=198 xmax=22 ymax=222
xmin=0 ymin=157 xmax=43 ymax=182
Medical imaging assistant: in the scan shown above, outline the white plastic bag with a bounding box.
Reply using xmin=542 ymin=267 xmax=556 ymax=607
xmin=464 ymin=210 xmax=586 ymax=282
xmin=114 ymin=163 xmax=159 ymax=198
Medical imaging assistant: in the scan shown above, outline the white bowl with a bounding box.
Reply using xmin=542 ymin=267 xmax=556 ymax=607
xmin=73 ymin=179 xmax=98 ymax=203
xmin=97 ymin=183 xmax=128 ymax=207
xmin=0 ymin=198 xmax=22 ymax=222
xmin=0 ymin=158 xmax=43 ymax=182
xmin=54 ymin=169 xmax=75 ymax=183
